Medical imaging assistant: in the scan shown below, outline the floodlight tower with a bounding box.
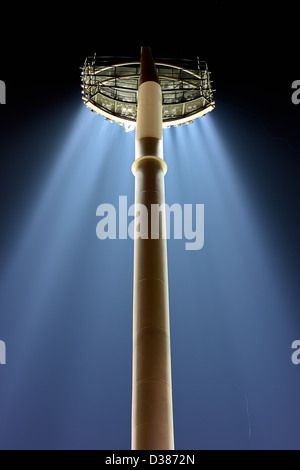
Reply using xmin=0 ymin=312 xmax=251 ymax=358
xmin=81 ymin=47 xmax=215 ymax=450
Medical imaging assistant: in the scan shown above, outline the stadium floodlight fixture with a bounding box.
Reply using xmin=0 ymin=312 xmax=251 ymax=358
xmin=81 ymin=53 xmax=215 ymax=131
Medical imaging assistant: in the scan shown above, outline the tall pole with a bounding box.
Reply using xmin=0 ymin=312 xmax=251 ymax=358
xmin=131 ymin=46 xmax=174 ymax=450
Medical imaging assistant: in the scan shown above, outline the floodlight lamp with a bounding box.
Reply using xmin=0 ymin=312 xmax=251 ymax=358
xmin=81 ymin=55 xmax=215 ymax=130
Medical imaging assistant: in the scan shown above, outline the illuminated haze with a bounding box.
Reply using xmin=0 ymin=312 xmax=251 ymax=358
xmin=0 ymin=92 xmax=299 ymax=450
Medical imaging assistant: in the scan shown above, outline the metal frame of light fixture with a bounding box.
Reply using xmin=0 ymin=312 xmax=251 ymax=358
xmin=81 ymin=55 xmax=215 ymax=131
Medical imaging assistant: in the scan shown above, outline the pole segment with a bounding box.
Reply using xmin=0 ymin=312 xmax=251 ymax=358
xmin=131 ymin=46 xmax=174 ymax=450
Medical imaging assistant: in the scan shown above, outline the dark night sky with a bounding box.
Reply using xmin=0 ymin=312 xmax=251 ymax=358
xmin=0 ymin=2 xmax=300 ymax=450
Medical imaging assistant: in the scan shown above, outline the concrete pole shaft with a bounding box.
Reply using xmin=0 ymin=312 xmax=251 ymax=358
xmin=131 ymin=156 xmax=174 ymax=450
